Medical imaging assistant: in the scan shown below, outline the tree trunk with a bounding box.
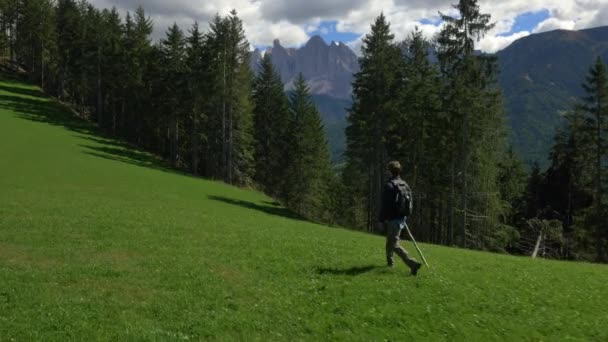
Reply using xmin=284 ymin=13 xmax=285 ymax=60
xmin=449 ymin=155 xmax=456 ymax=246
xmin=596 ymin=95 xmax=603 ymax=213
xmin=192 ymin=112 xmax=199 ymax=176
xmin=175 ymin=119 xmax=179 ymax=167
xmin=461 ymin=110 xmax=469 ymax=248
xmin=221 ymin=46 xmax=227 ymax=181
xmin=532 ymin=231 xmax=543 ymax=258
xmin=40 ymin=42 xmax=45 ymax=90
xmin=96 ymin=47 xmax=103 ymax=128
xmin=367 ymin=162 xmax=373 ymax=232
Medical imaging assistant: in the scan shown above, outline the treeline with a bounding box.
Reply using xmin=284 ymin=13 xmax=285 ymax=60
xmin=0 ymin=0 xmax=334 ymax=221
xmin=341 ymin=3 xmax=511 ymax=252
xmin=337 ymin=1 xmax=607 ymax=262
xmin=1 ymin=0 xmax=605 ymax=262
xmin=523 ymin=57 xmax=608 ymax=262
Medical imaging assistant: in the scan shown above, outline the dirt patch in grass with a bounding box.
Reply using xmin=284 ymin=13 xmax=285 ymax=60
xmin=0 ymin=242 xmax=61 ymax=270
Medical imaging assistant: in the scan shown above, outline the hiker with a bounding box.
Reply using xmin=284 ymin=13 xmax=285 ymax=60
xmin=379 ymin=161 xmax=422 ymax=276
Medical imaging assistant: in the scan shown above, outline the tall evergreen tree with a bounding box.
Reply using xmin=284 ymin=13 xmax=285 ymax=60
xmin=15 ymin=0 xmax=55 ymax=87
xmin=54 ymin=0 xmax=82 ymax=101
xmin=344 ymin=13 xmax=405 ymax=231
xmin=185 ymin=22 xmax=206 ymax=175
xmin=252 ymin=53 xmax=291 ymax=196
xmin=437 ymin=0 xmax=505 ymax=248
xmin=579 ymin=57 xmax=608 ymax=213
xmin=121 ymin=6 xmax=153 ymax=143
xmin=0 ymin=0 xmax=20 ymax=60
xmin=98 ymin=7 xmax=123 ymax=131
xmin=201 ymin=14 xmax=226 ymax=179
xmin=285 ymin=74 xmax=333 ymax=220
xmin=558 ymin=57 xmax=608 ymax=261
xmin=160 ymin=23 xmax=187 ymax=167
xmin=393 ymin=28 xmax=445 ymax=243
xmin=204 ymin=11 xmax=254 ymax=185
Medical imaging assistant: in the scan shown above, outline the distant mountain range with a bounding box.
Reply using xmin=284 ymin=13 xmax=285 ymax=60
xmin=251 ymin=37 xmax=357 ymax=161
xmin=252 ymin=26 xmax=608 ymax=166
xmin=498 ymin=26 xmax=608 ymax=166
xmin=251 ymin=36 xmax=359 ymax=100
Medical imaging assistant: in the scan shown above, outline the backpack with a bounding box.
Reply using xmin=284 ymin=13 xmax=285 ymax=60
xmin=392 ymin=180 xmax=413 ymax=217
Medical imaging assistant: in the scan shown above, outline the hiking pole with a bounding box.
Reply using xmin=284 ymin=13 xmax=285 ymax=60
xmin=404 ymin=222 xmax=430 ymax=269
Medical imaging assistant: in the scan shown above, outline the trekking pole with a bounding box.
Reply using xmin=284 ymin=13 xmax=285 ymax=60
xmin=404 ymin=222 xmax=430 ymax=269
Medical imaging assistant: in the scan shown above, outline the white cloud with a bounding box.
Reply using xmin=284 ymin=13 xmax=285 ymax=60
xmin=533 ymin=18 xmax=576 ymax=33
xmin=478 ymin=31 xmax=531 ymax=52
xmin=90 ymin=0 xmax=608 ymax=52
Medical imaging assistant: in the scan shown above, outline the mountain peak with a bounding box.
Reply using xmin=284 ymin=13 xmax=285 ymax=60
xmin=249 ymin=35 xmax=359 ymax=100
xmin=306 ymin=35 xmax=327 ymax=47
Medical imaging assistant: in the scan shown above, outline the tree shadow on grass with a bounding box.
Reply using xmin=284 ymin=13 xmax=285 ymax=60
xmin=80 ymin=145 xmax=171 ymax=172
xmin=208 ymin=195 xmax=305 ymax=222
xmin=0 ymin=81 xmax=178 ymax=175
xmin=316 ymin=265 xmax=382 ymax=276
xmin=0 ymin=83 xmax=45 ymax=98
xmin=0 ymin=92 xmax=94 ymax=136
xmin=263 ymin=200 xmax=282 ymax=207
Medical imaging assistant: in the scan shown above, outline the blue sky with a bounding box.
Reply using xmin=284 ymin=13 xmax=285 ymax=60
xmin=307 ymin=8 xmax=554 ymax=50
xmin=309 ymin=21 xmax=361 ymax=44
xmin=302 ymin=7 xmax=564 ymax=52
xmin=499 ymin=10 xmax=551 ymax=37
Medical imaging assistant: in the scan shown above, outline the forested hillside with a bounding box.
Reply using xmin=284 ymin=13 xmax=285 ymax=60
xmin=498 ymin=26 xmax=608 ymax=165
xmin=254 ymin=27 xmax=608 ymax=168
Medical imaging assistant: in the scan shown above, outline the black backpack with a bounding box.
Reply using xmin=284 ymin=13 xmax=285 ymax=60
xmin=392 ymin=180 xmax=413 ymax=217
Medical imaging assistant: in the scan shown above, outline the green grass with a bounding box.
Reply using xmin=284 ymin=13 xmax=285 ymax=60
xmin=1 ymin=78 xmax=607 ymax=341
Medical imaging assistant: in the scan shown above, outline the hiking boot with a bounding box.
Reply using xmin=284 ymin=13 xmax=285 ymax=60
xmin=410 ymin=262 xmax=422 ymax=276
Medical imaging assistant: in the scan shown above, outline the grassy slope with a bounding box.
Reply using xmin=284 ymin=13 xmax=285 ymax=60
xmin=0 ymin=78 xmax=607 ymax=341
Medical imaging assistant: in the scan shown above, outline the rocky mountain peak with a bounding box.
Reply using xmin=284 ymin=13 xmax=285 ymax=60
xmin=250 ymin=35 xmax=359 ymax=99
xmin=305 ymin=35 xmax=327 ymax=48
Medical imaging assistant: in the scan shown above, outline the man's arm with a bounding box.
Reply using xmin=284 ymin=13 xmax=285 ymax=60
xmin=378 ymin=182 xmax=392 ymax=222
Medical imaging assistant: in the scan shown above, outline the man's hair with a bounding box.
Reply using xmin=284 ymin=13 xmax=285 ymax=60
xmin=387 ymin=161 xmax=402 ymax=176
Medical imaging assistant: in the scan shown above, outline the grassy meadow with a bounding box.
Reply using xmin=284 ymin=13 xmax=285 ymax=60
xmin=0 ymin=78 xmax=607 ymax=340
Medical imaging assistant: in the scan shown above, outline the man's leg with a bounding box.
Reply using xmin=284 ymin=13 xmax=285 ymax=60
xmin=385 ymin=222 xmax=398 ymax=267
xmin=392 ymin=223 xmax=421 ymax=270
xmin=395 ymin=242 xmax=420 ymax=270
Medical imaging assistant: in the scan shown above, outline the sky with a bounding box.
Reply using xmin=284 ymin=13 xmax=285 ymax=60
xmin=90 ymin=0 xmax=608 ymax=53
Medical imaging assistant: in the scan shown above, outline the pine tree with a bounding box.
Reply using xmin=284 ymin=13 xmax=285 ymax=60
xmin=543 ymin=109 xmax=594 ymax=260
xmin=0 ymin=0 xmax=20 ymax=60
xmin=284 ymin=74 xmax=333 ymax=220
xmin=15 ymin=0 xmax=55 ymax=87
xmin=185 ymin=22 xmax=206 ymax=175
xmin=121 ymin=6 xmax=153 ymax=143
xmin=160 ymin=23 xmax=187 ymax=167
xmin=497 ymin=148 xmax=527 ymax=229
xmin=437 ymin=0 xmax=504 ymax=248
xmin=579 ymin=57 xmax=608 ymax=213
xmin=252 ymin=53 xmax=291 ymax=196
xmin=561 ymin=57 xmax=608 ymax=261
xmin=80 ymin=3 xmax=103 ymax=120
xmin=54 ymin=0 xmax=82 ymax=101
xmin=344 ymin=13 xmax=405 ymax=231
xmin=393 ymin=28 xmax=444 ymax=242
xmin=204 ymin=11 xmax=254 ymax=185
xmin=134 ymin=6 xmax=154 ymax=144
xmin=98 ymin=7 xmax=123 ymax=131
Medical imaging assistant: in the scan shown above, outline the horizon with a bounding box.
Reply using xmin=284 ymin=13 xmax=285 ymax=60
xmin=91 ymin=0 xmax=608 ymax=53
xmin=250 ymin=24 xmax=608 ymax=54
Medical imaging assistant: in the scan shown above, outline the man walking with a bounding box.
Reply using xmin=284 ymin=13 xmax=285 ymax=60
xmin=379 ymin=161 xmax=422 ymax=276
